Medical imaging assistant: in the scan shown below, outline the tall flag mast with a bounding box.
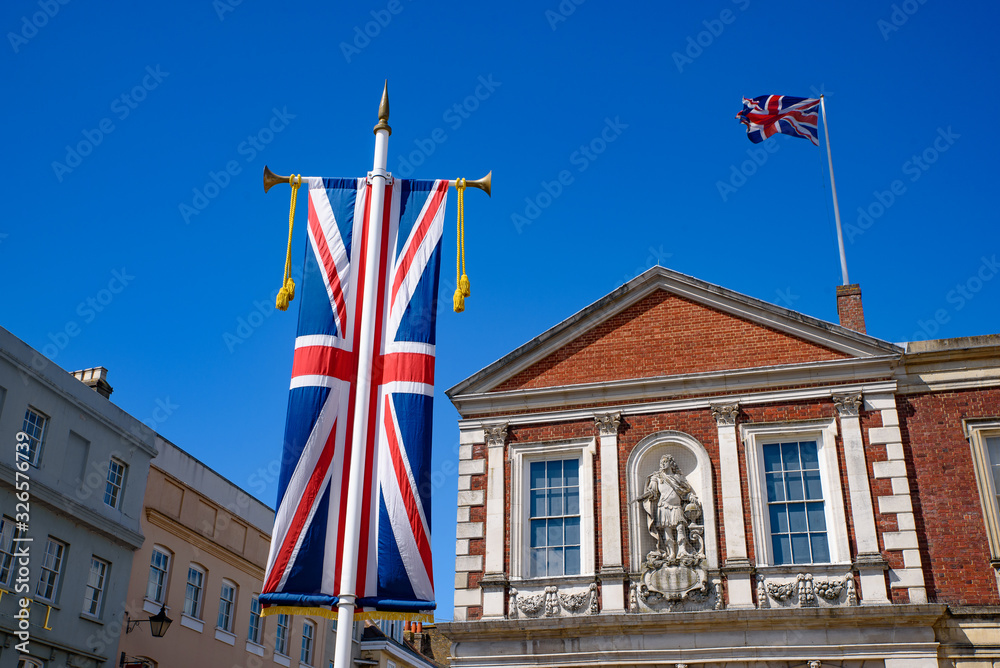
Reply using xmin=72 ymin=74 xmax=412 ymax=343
xmin=736 ymin=94 xmax=850 ymax=285
xmin=258 ymin=82 xmax=491 ymax=668
xmin=819 ymin=95 xmax=849 ymax=285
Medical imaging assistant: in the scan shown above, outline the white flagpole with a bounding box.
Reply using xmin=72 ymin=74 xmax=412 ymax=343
xmin=332 ymin=81 xmax=392 ymax=668
xmin=820 ymin=94 xmax=850 ymax=285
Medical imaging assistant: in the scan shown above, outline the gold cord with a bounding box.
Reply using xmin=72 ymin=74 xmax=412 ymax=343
xmin=276 ymin=175 xmax=301 ymax=311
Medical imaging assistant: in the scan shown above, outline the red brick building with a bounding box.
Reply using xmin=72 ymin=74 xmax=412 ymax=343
xmin=438 ymin=267 xmax=1000 ymax=668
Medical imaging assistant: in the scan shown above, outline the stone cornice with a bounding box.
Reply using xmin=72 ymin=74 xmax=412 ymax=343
xmin=0 ymin=463 xmax=144 ymax=550
xmin=450 ymin=356 xmax=899 ymax=417
xmin=457 ymin=381 xmax=898 ymax=431
xmin=438 ymin=603 xmax=947 ymax=640
xmin=0 ymin=339 xmax=158 ymax=458
xmin=144 ymin=508 xmax=265 ymax=580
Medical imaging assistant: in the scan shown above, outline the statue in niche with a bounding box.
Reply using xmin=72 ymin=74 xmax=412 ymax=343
xmin=636 ymin=455 xmax=703 ymax=563
xmin=631 ymin=454 xmax=709 ymax=607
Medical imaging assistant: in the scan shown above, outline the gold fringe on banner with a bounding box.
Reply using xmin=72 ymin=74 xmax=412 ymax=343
xmin=260 ymin=606 xmax=433 ymax=624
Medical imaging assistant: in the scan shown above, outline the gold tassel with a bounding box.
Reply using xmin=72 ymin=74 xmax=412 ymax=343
xmin=454 ymin=178 xmax=469 ymax=312
xmin=276 ymin=175 xmax=301 ymax=311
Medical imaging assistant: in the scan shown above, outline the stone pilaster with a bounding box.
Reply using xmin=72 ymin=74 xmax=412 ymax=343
xmin=711 ymin=402 xmax=753 ymax=609
xmin=833 ymin=393 xmax=890 ymax=605
xmin=481 ymin=423 xmax=508 ymax=618
xmin=595 ymin=412 xmax=625 ymax=612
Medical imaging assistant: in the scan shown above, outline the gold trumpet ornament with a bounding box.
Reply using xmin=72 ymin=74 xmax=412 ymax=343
xmin=261 ymin=168 xmax=490 ymax=314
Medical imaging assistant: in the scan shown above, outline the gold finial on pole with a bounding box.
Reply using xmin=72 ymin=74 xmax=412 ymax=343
xmin=373 ymin=80 xmax=391 ymax=136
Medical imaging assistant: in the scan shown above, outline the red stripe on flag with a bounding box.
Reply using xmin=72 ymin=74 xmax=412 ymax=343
xmin=390 ymin=180 xmax=448 ymax=310
xmin=308 ymin=195 xmax=349 ymax=335
xmin=380 ymin=352 xmax=435 ymax=386
xmin=383 ymin=396 xmax=434 ymax=588
xmin=263 ymin=417 xmax=338 ymax=594
xmin=333 ymin=181 xmax=372 ymax=594
xmin=292 ymin=345 xmax=357 ymax=382
xmin=356 ymin=182 xmax=395 ymax=595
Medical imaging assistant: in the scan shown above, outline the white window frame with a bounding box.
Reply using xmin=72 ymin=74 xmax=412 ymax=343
xmin=741 ymin=418 xmax=851 ymax=568
xmin=184 ymin=564 xmax=206 ymax=619
xmin=247 ymin=594 xmax=263 ymax=644
xmin=275 ymin=613 xmax=290 ymax=656
xmin=83 ymin=556 xmax=109 ymax=617
xmin=965 ymin=418 xmax=1000 ymax=569
xmin=146 ymin=546 xmax=171 ymax=604
xmin=508 ymin=437 xmax=596 ymax=582
xmin=217 ymin=579 xmax=237 ymax=632
xmin=104 ymin=458 xmax=127 ymax=509
xmin=21 ymin=407 xmax=48 ymax=467
xmin=0 ymin=516 xmax=19 ymax=586
xmin=300 ymin=620 xmax=315 ymax=665
xmin=35 ymin=537 xmax=67 ymax=602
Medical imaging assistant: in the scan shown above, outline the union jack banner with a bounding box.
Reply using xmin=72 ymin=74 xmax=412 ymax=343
xmin=736 ymin=95 xmax=820 ymax=146
xmin=259 ymin=177 xmax=446 ymax=620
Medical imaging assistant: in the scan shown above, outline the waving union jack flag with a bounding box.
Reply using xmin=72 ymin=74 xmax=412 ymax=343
xmin=736 ymin=95 xmax=820 ymax=146
xmin=259 ymin=176 xmax=446 ymax=619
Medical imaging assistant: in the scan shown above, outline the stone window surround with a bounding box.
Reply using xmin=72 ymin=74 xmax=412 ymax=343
xmin=741 ymin=418 xmax=852 ymax=569
xmin=508 ymin=437 xmax=596 ymax=584
xmin=964 ymin=418 xmax=1000 ymax=572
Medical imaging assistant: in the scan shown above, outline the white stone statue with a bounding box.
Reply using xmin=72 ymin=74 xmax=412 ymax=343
xmin=634 ymin=454 xmax=702 ymax=562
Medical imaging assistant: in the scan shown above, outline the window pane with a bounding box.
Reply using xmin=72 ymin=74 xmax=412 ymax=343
xmin=529 ymin=462 xmax=545 ymax=489
xmin=790 ymin=533 xmax=811 ymax=563
xmin=769 ymin=504 xmax=788 ymax=533
xmin=546 ymin=518 xmax=563 ymax=546
xmin=529 ymin=489 xmax=545 ymax=517
xmin=563 ymin=459 xmax=579 ymax=487
xmin=564 ymin=546 xmax=580 ymax=575
xmin=787 ymin=503 xmax=807 ymax=532
xmin=772 ymin=535 xmax=791 ymax=565
xmin=799 ymin=441 xmax=819 ymax=468
xmin=810 ymin=533 xmax=830 ymax=563
xmin=803 ymin=469 xmax=823 ymax=500
xmin=564 ymin=516 xmax=580 ymax=546
xmin=786 ymin=472 xmax=805 ymax=501
xmin=547 ymin=460 xmax=562 ymax=488
xmin=763 ymin=444 xmax=782 ymax=472
xmin=546 ymin=547 xmax=564 ymax=576
xmin=547 ymin=488 xmax=562 ymax=516
xmin=765 ymin=472 xmax=784 ymax=502
xmin=806 ymin=501 xmax=827 ymax=532
xmin=530 ymin=519 xmax=546 ymax=548
xmin=529 ymin=549 xmax=546 ymax=577
xmin=781 ymin=442 xmax=801 ymax=470
xmin=565 ymin=487 xmax=579 ymax=515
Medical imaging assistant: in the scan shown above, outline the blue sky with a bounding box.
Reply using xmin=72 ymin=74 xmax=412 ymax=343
xmin=2 ymin=0 xmax=998 ymax=620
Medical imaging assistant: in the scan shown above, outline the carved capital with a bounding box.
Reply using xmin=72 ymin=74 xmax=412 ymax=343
xmin=484 ymin=423 xmax=508 ymax=448
xmin=832 ymin=393 xmax=863 ymax=417
xmin=710 ymin=402 xmax=739 ymax=426
xmin=594 ymin=412 xmax=621 ymax=437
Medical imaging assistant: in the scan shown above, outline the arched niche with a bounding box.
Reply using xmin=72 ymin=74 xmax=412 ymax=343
xmin=625 ymin=430 xmax=718 ymax=572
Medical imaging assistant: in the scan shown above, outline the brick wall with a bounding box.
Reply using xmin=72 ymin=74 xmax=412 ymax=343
xmin=897 ymin=388 xmax=1000 ymax=606
xmin=493 ymin=290 xmax=849 ymax=392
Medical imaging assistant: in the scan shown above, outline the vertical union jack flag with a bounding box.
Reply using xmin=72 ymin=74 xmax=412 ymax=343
xmin=736 ymin=95 xmax=820 ymax=146
xmin=259 ymin=177 xmax=446 ymax=620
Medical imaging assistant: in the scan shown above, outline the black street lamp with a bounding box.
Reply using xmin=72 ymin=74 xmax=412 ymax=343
xmin=124 ymin=606 xmax=173 ymax=638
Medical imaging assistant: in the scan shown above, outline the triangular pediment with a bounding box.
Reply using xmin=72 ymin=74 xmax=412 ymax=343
xmin=449 ymin=267 xmax=901 ymax=401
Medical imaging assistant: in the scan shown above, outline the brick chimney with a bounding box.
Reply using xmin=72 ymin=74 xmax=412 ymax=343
xmin=72 ymin=366 xmax=114 ymax=398
xmin=836 ymin=284 xmax=866 ymax=334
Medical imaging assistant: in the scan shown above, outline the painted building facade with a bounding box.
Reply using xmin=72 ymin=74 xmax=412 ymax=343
xmin=117 ymin=437 xmax=341 ymax=668
xmin=439 ymin=267 xmax=1000 ymax=668
xmin=0 ymin=327 xmax=157 ymax=668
